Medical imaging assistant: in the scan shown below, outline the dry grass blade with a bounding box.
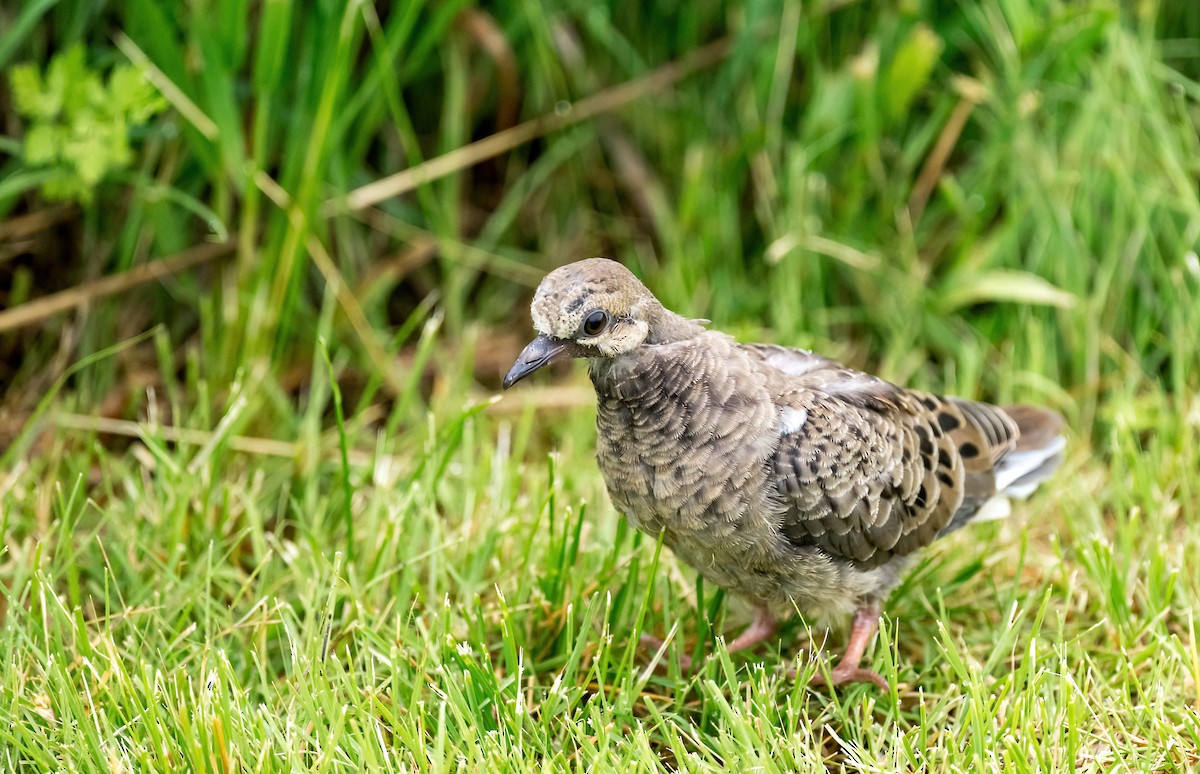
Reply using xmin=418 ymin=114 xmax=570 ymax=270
xmin=908 ymin=76 xmax=988 ymax=225
xmin=0 ymin=240 xmax=235 ymax=333
xmin=0 ymin=205 xmax=77 ymax=242
xmin=457 ymin=8 xmax=521 ymax=133
xmin=359 ymin=210 xmax=544 ymax=285
xmin=113 ymin=32 xmax=219 ymax=139
xmin=51 ymin=412 xmax=387 ymax=467
xmin=305 ymin=234 xmax=407 ymax=397
xmin=331 ymin=36 xmax=731 ymax=214
xmin=489 ymin=384 xmax=595 ymax=413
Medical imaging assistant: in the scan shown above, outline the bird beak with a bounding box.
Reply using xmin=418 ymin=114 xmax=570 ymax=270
xmin=503 ymin=334 xmax=569 ymax=389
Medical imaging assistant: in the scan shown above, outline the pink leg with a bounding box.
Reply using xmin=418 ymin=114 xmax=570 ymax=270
xmin=809 ymin=606 xmax=889 ymax=691
xmin=724 ymin=607 xmax=778 ymax=655
xmin=639 ymin=632 xmax=692 ymax=673
xmin=639 ymin=607 xmax=778 ymax=673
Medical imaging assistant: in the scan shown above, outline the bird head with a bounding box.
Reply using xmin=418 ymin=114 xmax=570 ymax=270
xmin=503 ymin=258 xmax=658 ymax=389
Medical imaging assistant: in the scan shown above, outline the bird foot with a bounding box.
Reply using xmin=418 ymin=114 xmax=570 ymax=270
xmin=638 ymin=633 xmax=693 ymax=673
xmin=637 ymin=608 xmax=777 ymax=675
xmin=808 ymin=664 xmax=889 ymax=691
xmin=796 ymin=605 xmax=888 ymax=691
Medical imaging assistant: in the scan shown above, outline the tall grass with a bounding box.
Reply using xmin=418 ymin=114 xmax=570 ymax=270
xmin=1 ymin=0 xmax=1198 ymax=770
xmin=2 ymin=0 xmax=1196 ymax=415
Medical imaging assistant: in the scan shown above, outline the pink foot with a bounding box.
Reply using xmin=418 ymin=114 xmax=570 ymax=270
xmin=637 ymin=607 xmax=778 ymax=674
xmin=639 ymin=632 xmax=692 ymax=673
xmin=803 ymin=605 xmax=889 ymax=692
xmin=724 ymin=607 xmax=778 ymax=655
xmin=809 ymin=664 xmax=889 ymax=691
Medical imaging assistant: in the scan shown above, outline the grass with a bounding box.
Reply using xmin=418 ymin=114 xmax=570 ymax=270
xmin=2 ymin=0 xmax=1199 ymax=770
xmin=3 ymin=355 xmax=1199 ymax=770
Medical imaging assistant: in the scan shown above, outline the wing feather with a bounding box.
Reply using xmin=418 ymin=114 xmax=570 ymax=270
xmin=758 ymin=344 xmax=1051 ymax=569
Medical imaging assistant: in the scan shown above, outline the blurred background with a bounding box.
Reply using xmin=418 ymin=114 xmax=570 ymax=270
xmin=2 ymin=0 xmax=1200 ymax=768
xmin=2 ymin=0 xmax=1197 ymax=439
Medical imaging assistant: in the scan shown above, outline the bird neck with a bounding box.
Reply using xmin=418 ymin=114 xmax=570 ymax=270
xmin=586 ymin=307 xmax=708 ymax=397
xmin=644 ymin=306 xmax=706 ymax=345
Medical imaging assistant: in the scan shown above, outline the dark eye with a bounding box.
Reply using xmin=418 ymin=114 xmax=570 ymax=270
xmin=581 ymin=310 xmax=609 ymax=337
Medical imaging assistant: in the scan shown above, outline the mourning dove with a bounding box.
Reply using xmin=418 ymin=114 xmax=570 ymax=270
xmin=503 ymin=258 xmax=1065 ymax=689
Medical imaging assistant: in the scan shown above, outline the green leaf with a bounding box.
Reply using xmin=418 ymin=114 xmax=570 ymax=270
xmin=882 ymin=23 xmax=943 ymax=121
xmin=45 ymin=45 xmax=96 ymax=117
xmin=107 ymin=64 xmax=167 ymax=122
xmin=941 ymin=270 xmax=1077 ymax=310
xmin=65 ymin=125 xmax=114 ymax=186
xmin=41 ymin=168 xmax=87 ymax=202
xmin=0 ymin=168 xmax=58 ymax=201
xmin=9 ymin=63 xmax=58 ymax=120
xmin=8 ymin=44 xmax=166 ymax=204
xmin=23 ymin=123 xmax=61 ymax=165
xmin=804 ymin=68 xmax=857 ymax=142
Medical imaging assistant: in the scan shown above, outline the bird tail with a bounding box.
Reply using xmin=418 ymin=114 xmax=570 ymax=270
xmin=941 ymin=403 xmax=1065 ymax=531
xmin=992 ymin=405 xmax=1067 ymax=500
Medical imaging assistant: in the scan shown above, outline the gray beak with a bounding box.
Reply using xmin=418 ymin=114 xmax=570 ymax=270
xmin=503 ymin=334 xmax=568 ymax=389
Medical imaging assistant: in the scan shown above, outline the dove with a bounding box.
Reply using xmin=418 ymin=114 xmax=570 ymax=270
xmin=503 ymin=258 xmax=1065 ymax=688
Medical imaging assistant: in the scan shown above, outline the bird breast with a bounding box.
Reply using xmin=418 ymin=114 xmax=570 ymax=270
xmin=588 ymin=335 xmax=782 ymax=542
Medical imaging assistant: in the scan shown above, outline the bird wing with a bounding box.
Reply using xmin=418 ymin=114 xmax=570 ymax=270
xmin=744 ymin=343 xmax=842 ymax=378
xmin=759 ymin=348 xmax=1028 ymax=570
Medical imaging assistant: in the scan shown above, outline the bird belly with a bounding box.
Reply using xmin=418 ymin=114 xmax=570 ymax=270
xmin=595 ymin=424 xmax=886 ymax=618
xmin=662 ymin=529 xmax=894 ymax=620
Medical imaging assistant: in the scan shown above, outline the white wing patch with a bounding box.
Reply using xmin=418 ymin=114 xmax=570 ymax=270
xmin=755 ymin=345 xmax=833 ymax=376
xmin=779 ymin=407 xmax=809 ymax=435
xmin=995 ymin=435 xmax=1067 ymax=493
xmin=972 ymin=496 xmax=1012 ymax=523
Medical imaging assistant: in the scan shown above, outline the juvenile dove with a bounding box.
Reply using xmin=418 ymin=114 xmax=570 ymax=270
xmin=503 ymin=258 xmax=1065 ymax=688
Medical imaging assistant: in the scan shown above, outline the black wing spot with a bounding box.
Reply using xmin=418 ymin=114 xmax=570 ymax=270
xmin=937 ymin=471 xmax=955 ymax=487
xmin=921 ymin=396 xmax=939 ymax=410
xmin=960 ymin=442 xmax=980 ymax=458
xmin=938 ymin=412 xmax=961 ymax=432
xmin=916 ymin=426 xmax=933 ymax=456
xmin=937 ymin=448 xmax=952 ymax=468
xmin=914 ymin=484 xmax=928 ymax=507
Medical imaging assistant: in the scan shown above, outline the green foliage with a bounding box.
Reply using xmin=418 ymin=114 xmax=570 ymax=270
xmin=8 ymin=44 xmax=165 ymax=202
xmin=1 ymin=0 xmax=1199 ymax=769
xmin=4 ymin=0 xmax=1195 ymax=414
xmin=1 ymin=353 xmax=1197 ymax=770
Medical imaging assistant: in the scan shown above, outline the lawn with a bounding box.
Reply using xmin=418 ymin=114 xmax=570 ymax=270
xmin=1 ymin=0 xmax=1199 ymax=770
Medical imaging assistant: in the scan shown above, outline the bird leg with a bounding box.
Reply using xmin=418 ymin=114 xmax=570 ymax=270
xmin=724 ymin=607 xmax=778 ymax=655
xmin=638 ymin=632 xmax=692 ymax=673
xmin=639 ymin=607 xmax=777 ymax=673
xmin=809 ymin=605 xmax=888 ymax=690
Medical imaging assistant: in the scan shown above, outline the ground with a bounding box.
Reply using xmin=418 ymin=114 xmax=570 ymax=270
xmin=1 ymin=0 xmax=1199 ymax=770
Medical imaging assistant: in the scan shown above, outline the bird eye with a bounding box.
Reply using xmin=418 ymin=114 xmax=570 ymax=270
xmin=581 ymin=310 xmax=609 ymax=337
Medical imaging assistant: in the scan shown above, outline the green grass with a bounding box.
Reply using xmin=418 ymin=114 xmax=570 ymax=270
xmin=3 ymin=358 xmax=1199 ymax=770
xmin=2 ymin=0 xmax=1200 ymax=770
